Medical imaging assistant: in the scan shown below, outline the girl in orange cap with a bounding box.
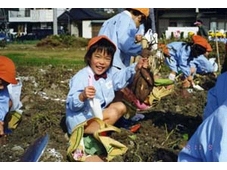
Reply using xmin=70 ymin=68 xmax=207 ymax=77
xmin=163 ymin=35 xmax=214 ymax=89
xmin=189 ymin=36 xmax=217 ymax=84
xmin=65 ymin=35 xmax=148 ymax=161
xmin=0 ymin=56 xmax=23 ymax=136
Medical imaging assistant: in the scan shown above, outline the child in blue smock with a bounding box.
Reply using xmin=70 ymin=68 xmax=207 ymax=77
xmin=98 ymin=8 xmax=153 ymax=111
xmin=0 ymin=56 xmax=22 ymax=136
xmin=98 ymin=8 xmax=150 ymax=69
xmin=65 ymin=35 xmax=148 ymax=135
xmin=162 ymin=35 xmax=212 ymax=88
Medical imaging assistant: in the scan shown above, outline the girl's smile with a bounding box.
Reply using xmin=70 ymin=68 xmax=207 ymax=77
xmin=90 ymin=49 xmax=112 ymax=75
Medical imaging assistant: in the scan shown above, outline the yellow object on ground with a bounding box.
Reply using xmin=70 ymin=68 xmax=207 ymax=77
xmin=5 ymin=111 xmax=22 ymax=130
xmin=148 ymin=85 xmax=174 ymax=107
xmin=67 ymin=118 xmax=128 ymax=162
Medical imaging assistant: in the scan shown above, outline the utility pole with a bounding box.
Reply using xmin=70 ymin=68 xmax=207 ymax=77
xmin=149 ymin=8 xmax=156 ymax=33
xmin=0 ymin=9 xmax=7 ymax=33
xmin=195 ymin=8 xmax=199 ymax=19
xmin=53 ymin=8 xmax=58 ymax=35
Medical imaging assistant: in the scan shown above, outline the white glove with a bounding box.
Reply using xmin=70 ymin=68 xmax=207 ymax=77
xmin=144 ymin=29 xmax=153 ymax=43
xmin=192 ymin=84 xmax=204 ymax=91
xmin=168 ymin=73 xmax=176 ymax=81
xmin=131 ymin=113 xmax=145 ymax=122
xmin=209 ymin=58 xmax=218 ymax=72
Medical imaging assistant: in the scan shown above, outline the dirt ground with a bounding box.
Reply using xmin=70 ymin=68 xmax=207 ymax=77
xmin=0 ymin=64 xmax=217 ymax=162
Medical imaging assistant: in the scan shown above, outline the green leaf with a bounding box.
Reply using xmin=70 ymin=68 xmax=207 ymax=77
xmin=182 ymin=133 xmax=189 ymax=141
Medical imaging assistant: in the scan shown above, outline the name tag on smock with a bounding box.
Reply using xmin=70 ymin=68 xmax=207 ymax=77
xmin=105 ymin=81 xmax=113 ymax=89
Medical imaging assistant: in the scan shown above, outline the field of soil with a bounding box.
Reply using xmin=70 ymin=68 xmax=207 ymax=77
xmin=0 ymin=62 xmax=218 ymax=162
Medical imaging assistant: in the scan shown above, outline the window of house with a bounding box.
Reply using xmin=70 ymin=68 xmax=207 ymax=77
xmin=210 ymin=22 xmax=217 ymax=30
xmin=169 ymin=22 xmax=177 ymax=27
xmin=217 ymin=22 xmax=225 ymax=30
xmin=25 ymin=8 xmax=30 ymax=17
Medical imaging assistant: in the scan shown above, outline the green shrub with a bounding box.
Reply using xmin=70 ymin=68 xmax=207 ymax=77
xmin=36 ymin=35 xmax=89 ymax=48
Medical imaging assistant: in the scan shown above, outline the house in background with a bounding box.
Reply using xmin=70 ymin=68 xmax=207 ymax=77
xmin=155 ymin=8 xmax=227 ymax=37
xmin=6 ymin=8 xmax=65 ymax=39
xmin=5 ymin=8 xmax=117 ymax=39
xmin=2 ymin=8 xmax=227 ymax=40
xmin=58 ymin=8 xmax=227 ymax=39
xmin=58 ymin=8 xmax=117 ymax=38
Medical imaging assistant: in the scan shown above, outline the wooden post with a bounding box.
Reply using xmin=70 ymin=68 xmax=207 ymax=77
xmin=214 ymin=29 xmax=221 ymax=72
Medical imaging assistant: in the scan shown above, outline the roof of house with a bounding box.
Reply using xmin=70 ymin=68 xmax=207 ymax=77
xmin=58 ymin=8 xmax=109 ymax=21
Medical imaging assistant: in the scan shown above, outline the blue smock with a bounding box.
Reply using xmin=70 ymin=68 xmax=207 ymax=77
xmin=203 ymin=72 xmax=227 ymax=120
xmin=178 ymin=99 xmax=227 ymax=162
xmin=190 ymin=55 xmax=216 ymax=74
xmin=0 ymin=81 xmax=22 ymax=121
xmin=165 ymin=42 xmax=192 ymax=78
xmin=0 ymin=87 xmax=10 ymax=121
xmin=65 ymin=64 xmax=136 ymax=134
xmin=98 ymin=10 xmax=143 ymax=69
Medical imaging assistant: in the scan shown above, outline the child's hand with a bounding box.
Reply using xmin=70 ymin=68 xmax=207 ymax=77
xmin=0 ymin=121 xmax=4 ymax=136
xmin=190 ymin=67 xmax=196 ymax=75
xmin=83 ymin=86 xmax=96 ymax=100
xmin=135 ymin=34 xmax=143 ymax=42
xmin=136 ymin=57 xmax=149 ymax=71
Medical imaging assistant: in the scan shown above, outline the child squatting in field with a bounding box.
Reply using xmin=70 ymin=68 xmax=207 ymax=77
xmin=0 ymin=56 xmax=23 ymax=137
xmin=65 ymin=35 xmax=148 ymax=161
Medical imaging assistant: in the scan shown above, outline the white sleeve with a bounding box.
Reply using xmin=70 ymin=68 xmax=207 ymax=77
xmin=7 ymin=78 xmax=23 ymax=113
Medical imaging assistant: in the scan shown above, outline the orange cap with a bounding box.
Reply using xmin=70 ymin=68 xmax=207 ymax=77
xmin=159 ymin=43 xmax=170 ymax=56
xmin=206 ymin=43 xmax=212 ymax=52
xmin=87 ymin=35 xmax=116 ymax=51
xmin=192 ymin=35 xmax=212 ymax=51
xmin=0 ymin=56 xmax=17 ymax=84
xmin=132 ymin=8 xmax=149 ymax=17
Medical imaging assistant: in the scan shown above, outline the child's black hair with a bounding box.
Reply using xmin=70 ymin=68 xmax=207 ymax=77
xmin=125 ymin=8 xmax=146 ymax=24
xmin=190 ymin=44 xmax=207 ymax=58
xmin=84 ymin=38 xmax=116 ymax=67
